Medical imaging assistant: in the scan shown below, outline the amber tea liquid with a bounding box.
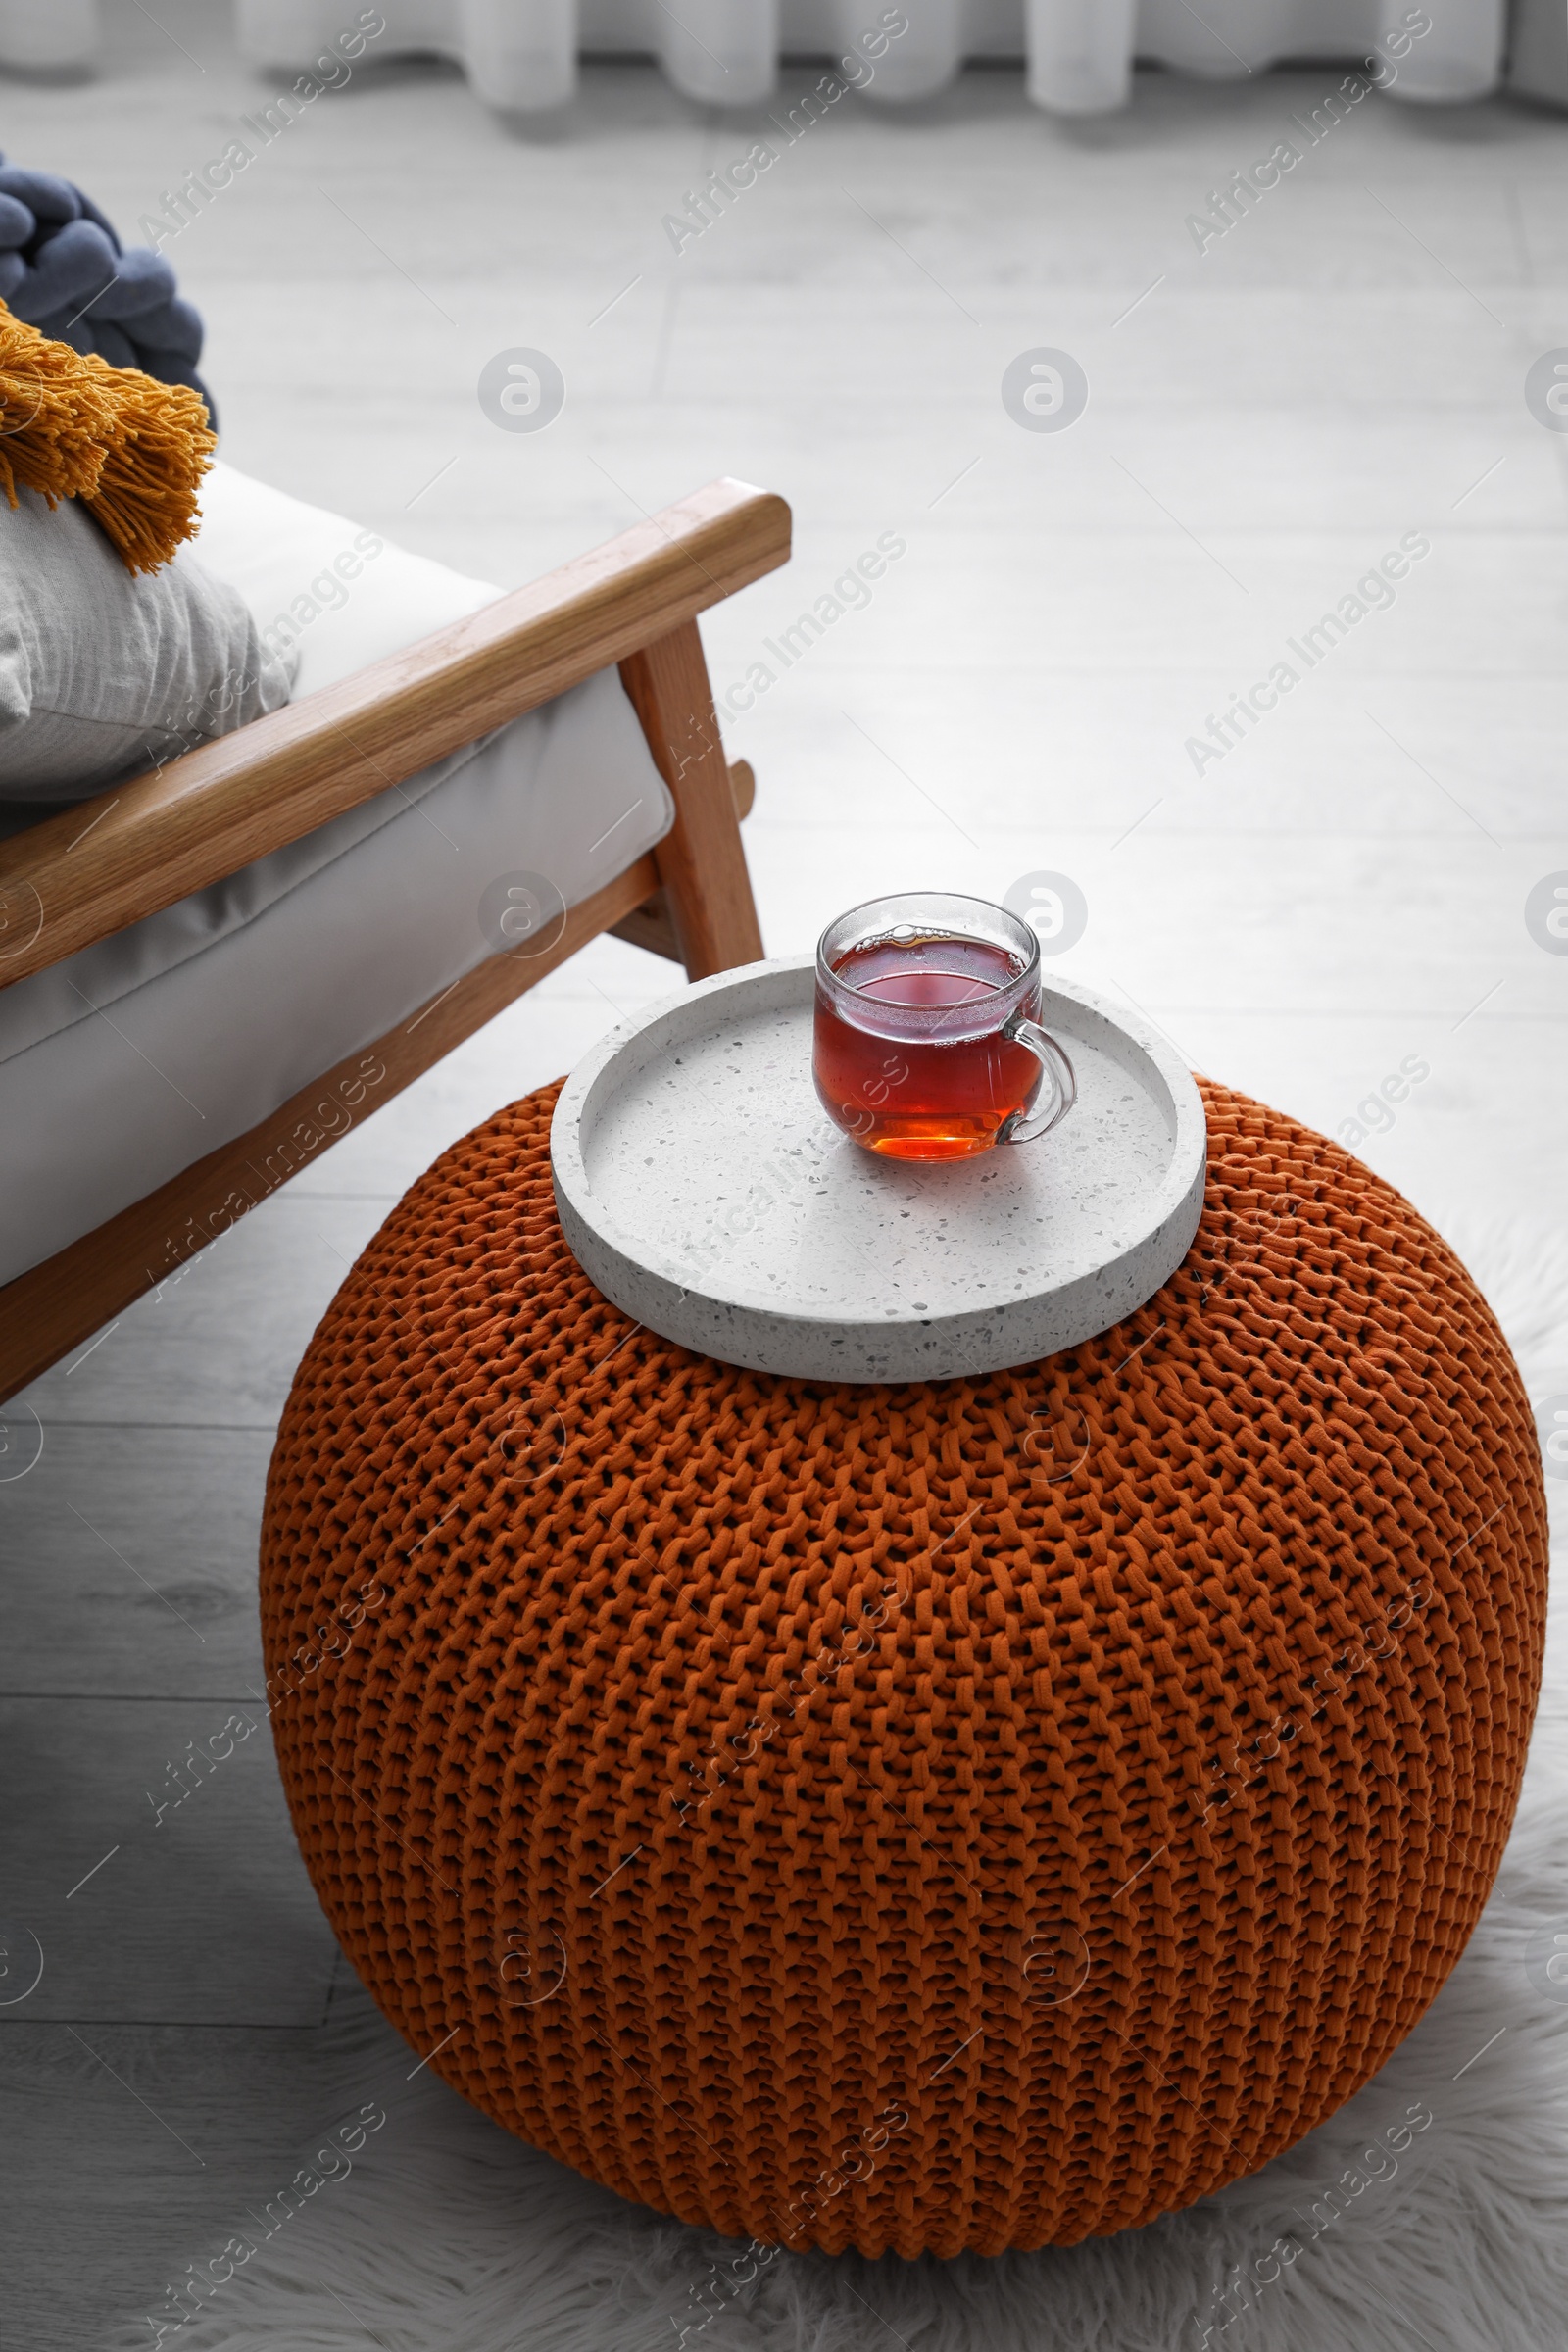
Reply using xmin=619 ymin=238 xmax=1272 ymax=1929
xmin=813 ymin=931 xmax=1044 ymax=1161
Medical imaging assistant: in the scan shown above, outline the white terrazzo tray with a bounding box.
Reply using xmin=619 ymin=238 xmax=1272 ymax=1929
xmin=550 ymin=956 xmax=1206 ymax=1384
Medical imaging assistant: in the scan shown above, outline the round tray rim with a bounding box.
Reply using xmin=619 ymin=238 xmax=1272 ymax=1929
xmin=550 ymin=956 xmax=1206 ymax=1380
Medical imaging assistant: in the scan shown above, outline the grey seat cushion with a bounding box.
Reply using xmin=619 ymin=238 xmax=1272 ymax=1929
xmin=0 ymin=464 xmax=673 ymax=1286
xmin=0 ymin=483 xmax=294 ymax=800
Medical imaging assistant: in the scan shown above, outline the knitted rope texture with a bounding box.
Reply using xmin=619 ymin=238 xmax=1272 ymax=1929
xmin=0 ymin=151 xmax=213 ymax=411
xmin=260 ymin=1079 xmax=1548 ymax=2259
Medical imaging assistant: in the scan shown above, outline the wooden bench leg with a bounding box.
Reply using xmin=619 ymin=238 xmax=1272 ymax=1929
xmin=618 ymin=621 xmax=764 ymax=980
xmin=609 ymin=761 xmax=754 ymax=964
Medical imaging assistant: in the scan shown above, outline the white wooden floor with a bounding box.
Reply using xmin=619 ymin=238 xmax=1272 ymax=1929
xmin=3 ymin=2 xmax=1567 ymax=2341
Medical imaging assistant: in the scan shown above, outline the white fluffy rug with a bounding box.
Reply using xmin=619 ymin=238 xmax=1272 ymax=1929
xmin=124 ymin=1212 xmax=1567 ymax=2352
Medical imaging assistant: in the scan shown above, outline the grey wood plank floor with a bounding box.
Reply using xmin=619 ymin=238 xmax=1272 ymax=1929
xmin=3 ymin=2 xmax=1567 ymax=2342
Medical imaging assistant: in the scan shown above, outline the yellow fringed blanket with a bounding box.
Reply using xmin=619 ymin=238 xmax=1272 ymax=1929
xmin=0 ymin=298 xmax=214 ymax=574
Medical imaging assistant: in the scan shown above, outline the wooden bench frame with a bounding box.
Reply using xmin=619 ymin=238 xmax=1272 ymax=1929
xmin=0 ymin=476 xmax=791 ymax=1401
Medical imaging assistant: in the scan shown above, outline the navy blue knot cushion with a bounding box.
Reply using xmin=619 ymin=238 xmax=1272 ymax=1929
xmin=0 ymin=154 xmax=212 ymax=421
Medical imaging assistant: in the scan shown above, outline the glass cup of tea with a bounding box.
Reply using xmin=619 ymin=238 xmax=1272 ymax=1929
xmin=813 ymin=891 xmax=1077 ymax=1162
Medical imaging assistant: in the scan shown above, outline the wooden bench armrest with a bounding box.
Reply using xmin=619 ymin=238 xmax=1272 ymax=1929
xmin=0 ymin=476 xmax=789 ymax=992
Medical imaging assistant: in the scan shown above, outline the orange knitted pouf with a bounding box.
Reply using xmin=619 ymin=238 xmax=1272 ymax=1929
xmin=260 ymin=1079 xmax=1547 ymax=2258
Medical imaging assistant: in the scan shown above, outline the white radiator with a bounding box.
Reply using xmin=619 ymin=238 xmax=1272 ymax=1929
xmin=0 ymin=0 xmax=1558 ymax=111
xmin=230 ymin=0 xmax=1509 ymax=110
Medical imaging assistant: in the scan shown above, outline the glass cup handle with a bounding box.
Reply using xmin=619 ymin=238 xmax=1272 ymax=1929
xmin=998 ymin=1017 xmax=1077 ymax=1145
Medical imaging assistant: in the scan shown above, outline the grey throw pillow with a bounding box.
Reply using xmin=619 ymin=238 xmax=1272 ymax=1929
xmin=0 ymin=484 xmax=296 ymax=801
